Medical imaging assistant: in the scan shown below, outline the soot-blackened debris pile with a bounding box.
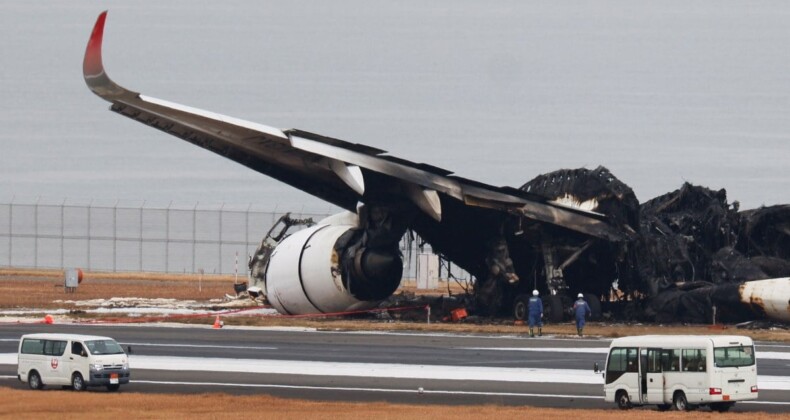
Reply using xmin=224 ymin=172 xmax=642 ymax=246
xmin=634 ymin=184 xmax=790 ymax=323
xmin=532 ymin=167 xmax=790 ymax=323
xmin=522 ymin=166 xmax=641 ymax=232
xmin=517 ymin=166 xmax=789 ymax=324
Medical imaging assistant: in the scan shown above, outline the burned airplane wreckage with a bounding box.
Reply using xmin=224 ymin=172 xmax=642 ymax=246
xmin=507 ymin=167 xmax=790 ymax=324
xmin=84 ymin=12 xmax=789 ymax=324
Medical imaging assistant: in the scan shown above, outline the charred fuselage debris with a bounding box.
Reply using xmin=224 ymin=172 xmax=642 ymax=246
xmin=475 ymin=166 xmax=790 ymax=324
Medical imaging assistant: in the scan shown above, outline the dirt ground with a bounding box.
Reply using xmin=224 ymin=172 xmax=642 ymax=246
xmin=0 ymin=388 xmax=784 ymax=420
xmin=1 ymin=268 xmax=788 ymax=342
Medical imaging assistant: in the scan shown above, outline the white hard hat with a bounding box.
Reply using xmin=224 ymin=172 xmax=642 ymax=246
xmin=578 ymin=293 xmax=584 ymax=298
xmin=532 ymin=290 xmax=539 ymax=296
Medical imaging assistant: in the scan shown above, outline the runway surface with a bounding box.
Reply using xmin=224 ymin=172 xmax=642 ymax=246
xmin=1 ymin=323 xmax=788 ymax=412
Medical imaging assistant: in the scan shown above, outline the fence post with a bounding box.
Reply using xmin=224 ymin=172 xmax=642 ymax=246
xmin=113 ymin=199 xmax=118 ymax=272
xmin=219 ymin=202 xmax=224 ymax=274
xmin=87 ymin=199 xmax=92 ymax=270
xmin=166 ymin=201 xmax=172 ymax=273
xmin=139 ymin=200 xmax=144 ymax=271
xmin=8 ymin=196 xmax=13 ymax=267
xmin=192 ymin=201 xmax=198 ymax=274
xmin=245 ymin=203 xmax=251 ymax=277
xmin=60 ymin=198 xmax=66 ymax=269
xmin=34 ymin=197 xmax=39 ymax=269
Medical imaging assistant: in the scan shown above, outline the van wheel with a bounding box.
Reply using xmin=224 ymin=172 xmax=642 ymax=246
xmin=28 ymin=371 xmax=43 ymax=390
xmin=107 ymin=384 xmax=120 ymax=392
xmin=71 ymin=372 xmax=86 ymax=391
xmin=673 ymin=391 xmax=689 ymax=411
xmin=616 ymin=390 xmax=631 ymax=410
xmin=711 ymin=402 xmax=734 ymax=412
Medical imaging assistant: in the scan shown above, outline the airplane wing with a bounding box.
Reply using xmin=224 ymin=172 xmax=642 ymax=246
xmin=83 ymin=11 xmax=629 ymax=242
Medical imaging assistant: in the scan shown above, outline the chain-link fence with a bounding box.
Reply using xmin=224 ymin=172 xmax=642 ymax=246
xmin=0 ymin=200 xmax=329 ymax=276
xmin=0 ymin=199 xmax=471 ymax=282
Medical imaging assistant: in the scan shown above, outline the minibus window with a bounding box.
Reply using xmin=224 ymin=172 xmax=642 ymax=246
xmin=661 ymin=349 xmax=681 ymax=371
xmin=647 ymin=349 xmax=662 ymax=373
xmin=606 ymin=347 xmax=637 ymax=383
xmin=21 ymin=339 xmax=45 ymax=355
xmin=682 ymin=349 xmax=706 ymax=372
xmin=714 ymin=345 xmax=755 ymax=367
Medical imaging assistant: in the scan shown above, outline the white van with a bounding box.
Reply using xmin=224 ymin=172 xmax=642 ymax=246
xmin=17 ymin=333 xmax=130 ymax=392
xmin=602 ymin=335 xmax=758 ymax=412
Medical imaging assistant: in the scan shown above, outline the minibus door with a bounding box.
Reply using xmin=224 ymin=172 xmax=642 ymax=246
xmin=645 ymin=348 xmax=664 ymax=404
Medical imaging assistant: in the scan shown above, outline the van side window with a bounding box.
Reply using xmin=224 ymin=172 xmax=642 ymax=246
xmin=72 ymin=341 xmax=86 ymax=356
xmin=21 ymin=339 xmax=45 ymax=355
xmin=43 ymin=340 xmax=67 ymax=356
xmin=682 ymin=349 xmax=706 ymax=372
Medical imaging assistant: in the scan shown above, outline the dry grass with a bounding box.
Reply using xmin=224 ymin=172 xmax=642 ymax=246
xmin=0 ymin=278 xmax=230 ymax=310
xmin=0 ymin=387 xmax=782 ymax=420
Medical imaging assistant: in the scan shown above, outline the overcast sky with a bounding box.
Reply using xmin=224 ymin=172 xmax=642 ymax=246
xmin=1 ymin=0 xmax=788 ymax=212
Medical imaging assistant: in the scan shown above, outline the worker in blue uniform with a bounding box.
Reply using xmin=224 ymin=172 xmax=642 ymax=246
xmin=528 ymin=289 xmax=543 ymax=337
xmin=573 ymin=293 xmax=591 ymax=336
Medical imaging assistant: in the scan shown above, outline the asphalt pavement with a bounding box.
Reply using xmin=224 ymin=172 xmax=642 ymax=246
xmin=1 ymin=323 xmax=788 ymax=412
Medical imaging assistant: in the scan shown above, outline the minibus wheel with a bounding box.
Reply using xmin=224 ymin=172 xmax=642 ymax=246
xmin=616 ymin=390 xmax=631 ymax=410
xmin=28 ymin=371 xmax=42 ymax=390
xmin=71 ymin=372 xmax=86 ymax=391
xmin=673 ymin=391 xmax=689 ymax=411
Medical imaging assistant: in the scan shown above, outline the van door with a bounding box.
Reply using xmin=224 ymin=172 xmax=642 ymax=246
xmin=645 ymin=348 xmax=664 ymax=404
xmin=42 ymin=339 xmax=68 ymax=385
xmin=67 ymin=341 xmax=89 ymax=385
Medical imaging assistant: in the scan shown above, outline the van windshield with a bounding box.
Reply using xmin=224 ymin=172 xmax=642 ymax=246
xmin=85 ymin=339 xmax=124 ymax=355
xmin=714 ymin=345 xmax=755 ymax=368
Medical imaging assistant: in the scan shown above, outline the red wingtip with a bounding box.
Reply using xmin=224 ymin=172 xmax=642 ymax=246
xmin=83 ymin=11 xmax=108 ymax=78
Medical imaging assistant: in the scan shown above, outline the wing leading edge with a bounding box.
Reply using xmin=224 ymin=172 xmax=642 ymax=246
xmin=83 ymin=11 xmax=629 ymax=241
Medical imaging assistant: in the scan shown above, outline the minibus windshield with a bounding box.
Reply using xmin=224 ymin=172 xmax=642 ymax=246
xmin=714 ymin=345 xmax=755 ymax=368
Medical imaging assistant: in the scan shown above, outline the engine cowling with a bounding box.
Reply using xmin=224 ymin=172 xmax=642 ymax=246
xmin=264 ymin=221 xmax=403 ymax=315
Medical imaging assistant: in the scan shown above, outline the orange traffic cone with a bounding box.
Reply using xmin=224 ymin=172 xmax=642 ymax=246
xmin=212 ymin=315 xmax=222 ymax=329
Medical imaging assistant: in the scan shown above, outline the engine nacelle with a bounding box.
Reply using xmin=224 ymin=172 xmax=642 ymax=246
xmin=264 ymin=221 xmax=403 ymax=315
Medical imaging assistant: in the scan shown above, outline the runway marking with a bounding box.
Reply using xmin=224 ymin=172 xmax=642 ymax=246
xmin=462 ymin=347 xmax=607 ymax=354
xmin=1 ymin=351 xmax=789 ymax=390
xmin=130 ymin=379 xmax=605 ymax=399
xmin=2 ymin=375 xmax=787 ymax=405
xmin=11 ymin=351 xmax=790 ymax=391
xmin=462 ymin=347 xmax=790 ymax=360
xmin=0 ymin=338 xmax=276 ymax=351
xmin=121 ymin=342 xmax=277 ymax=351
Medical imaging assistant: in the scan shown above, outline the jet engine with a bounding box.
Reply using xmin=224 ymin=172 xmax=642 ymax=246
xmin=263 ymin=214 xmax=404 ymax=315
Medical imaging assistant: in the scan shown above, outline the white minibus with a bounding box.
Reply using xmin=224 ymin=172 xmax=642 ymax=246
xmin=602 ymin=335 xmax=757 ymax=412
xmin=17 ymin=333 xmax=130 ymax=392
